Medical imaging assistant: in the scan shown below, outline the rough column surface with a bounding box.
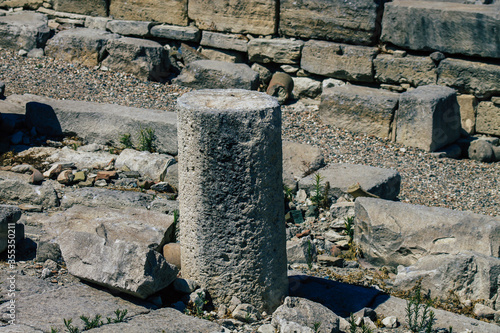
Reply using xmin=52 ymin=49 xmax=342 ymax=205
xmin=177 ymin=89 xmax=288 ymax=313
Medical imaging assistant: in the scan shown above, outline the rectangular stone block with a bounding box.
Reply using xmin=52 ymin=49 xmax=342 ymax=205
xmin=188 ymin=0 xmax=276 ymax=35
xmin=52 ymin=0 xmax=108 ymax=17
xmin=0 ymin=0 xmax=42 ymax=8
xmin=437 ymin=58 xmax=500 ymax=99
xmin=381 ymin=1 xmax=500 ymax=59
xmin=456 ymin=94 xmax=477 ymax=135
xmin=319 ymin=85 xmax=399 ymax=139
xmin=85 ymin=16 xmax=110 ymax=30
xmin=476 ymin=101 xmax=500 ymax=136
xmin=374 ymin=53 xmax=437 ymax=87
xmin=248 ymin=38 xmax=303 ymax=65
xmin=396 ymin=85 xmax=461 ymax=152
xmin=110 ymin=0 xmax=188 ymax=26
xmin=150 ymin=24 xmax=200 ymax=42
xmin=301 ymin=40 xmax=377 ymax=82
xmin=106 ymin=19 xmax=152 ymax=37
xmin=200 ymin=31 xmax=249 ymax=53
xmin=279 ymin=0 xmax=380 ymax=45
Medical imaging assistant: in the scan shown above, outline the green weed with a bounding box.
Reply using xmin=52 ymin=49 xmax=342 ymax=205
xmin=119 ymin=133 xmax=133 ymax=149
xmin=138 ymin=127 xmax=157 ymax=153
xmin=405 ymin=281 xmax=435 ymax=333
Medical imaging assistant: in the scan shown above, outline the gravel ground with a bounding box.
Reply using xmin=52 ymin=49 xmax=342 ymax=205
xmin=1 ymin=49 xmax=498 ymax=216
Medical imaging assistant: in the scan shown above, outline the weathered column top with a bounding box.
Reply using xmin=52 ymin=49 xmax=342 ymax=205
xmin=177 ymin=89 xmax=279 ymax=113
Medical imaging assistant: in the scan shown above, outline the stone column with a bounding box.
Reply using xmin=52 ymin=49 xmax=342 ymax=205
xmin=177 ymin=89 xmax=288 ymax=313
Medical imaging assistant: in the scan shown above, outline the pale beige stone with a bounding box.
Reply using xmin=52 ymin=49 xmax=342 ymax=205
xmin=188 ymin=0 xmax=276 ymax=35
xmin=456 ymin=94 xmax=477 ymax=135
xmin=110 ymin=0 xmax=188 ymax=26
xmin=476 ymin=101 xmax=500 ymax=137
xmin=52 ymin=0 xmax=107 ymax=16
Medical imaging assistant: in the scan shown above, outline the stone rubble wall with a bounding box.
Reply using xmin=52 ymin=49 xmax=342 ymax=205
xmin=0 ymin=0 xmax=499 ymax=137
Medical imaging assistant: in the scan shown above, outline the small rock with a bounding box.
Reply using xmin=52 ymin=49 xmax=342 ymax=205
xmin=41 ymin=267 xmax=52 ymax=279
xmin=73 ymin=171 xmax=86 ymax=182
xmin=473 ymin=303 xmax=496 ymax=319
xmin=18 ymin=49 xmax=28 ymax=57
xmin=11 ymin=164 xmax=33 ymax=173
xmin=27 ymin=48 xmax=44 ymax=58
xmin=95 ymin=171 xmax=118 ymax=181
xmin=218 ymin=304 xmax=228 ymax=318
xmin=43 ymin=164 xmax=63 ymax=179
xmin=151 ymin=182 xmax=175 ymax=193
xmin=94 ymin=179 xmax=108 ymax=187
xmin=29 ymin=169 xmax=44 ymax=185
xmin=430 ymin=51 xmax=445 ymax=64
xmin=468 ymin=140 xmax=494 ymax=162
xmin=163 ymin=243 xmax=181 ymax=269
xmin=381 ymin=316 xmax=399 ymax=328
xmin=317 ymin=255 xmax=344 ymax=267
xmin=18 ymin=204 xmax=43 ymax=212
xmin=232 ymin=303 xmax=262 ymax=323
xmin=229 ymin=296 xmax=242 ymax=313
xmin=57 ymin=169 xmax=74 ymax=185
xmin=43 ymin=259 xmax=58 ymax=271
xmin=296 ymin=229 xmax=311 ymax=238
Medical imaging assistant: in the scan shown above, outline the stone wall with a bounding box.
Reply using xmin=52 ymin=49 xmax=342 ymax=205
xmin=0 ymin=0 xmax=499 ymax=137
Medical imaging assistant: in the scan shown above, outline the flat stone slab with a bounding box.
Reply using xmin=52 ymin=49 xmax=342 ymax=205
xmin=150 ymin=24 xmax=200 ymax=42
xmin=0 ymin=171 xmax=60 ymax=208
xmin=0 ymin=280 xmax=153 ymax=332
xmin=86 ymin=307 xmax=225 ymax=332
xmin=381 ymin=1 xmax=500 ymax=59
xmin=299 ymin=163 xmax=401 ymax=200
xmin=319 ymin=85 xmax=399 ymax=139
xmin=248 ymin=38 xmax=303 ymax=64
xmin=7 ymin=94 xmax=178 ymax=155
xmin=200 ymin=31 xmax=249 ymax=52
xmin=106 ymin=19 xmax=153 ymax=37
xmin=374 ymin=53 xmax=437 ymax=87
xmin=61 ymin=187 xmax=154 ymax=210
xmin=355 ymin=197 xmax=500 ymax=267
xmin=0 ymin=11 xmax=50 ymax=51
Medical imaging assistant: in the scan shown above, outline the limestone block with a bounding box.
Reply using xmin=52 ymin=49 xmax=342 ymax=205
xmin=0 ymin=177 xmax=60 ymax=208
xmin=381 ymin=1 xmax=500 ymax=59
xmin=0 ymin=12 xmax=50 ymax=51
xmin=456 ymin=94 xmax=477 ymax=135
xmin=8 ymin=94 xmax=178 ymax=155
xmin=110 ymin=0 xmax=188 ymax=26
xmin=150 ymin=24 xmax=200 ymax=42
xmin=188 ymin=0 xmax=276 ymax=35
xmin=279 ymin=0 xmax=380 ymax=45
xmin=292 ymin=77 xmax=322 ymax=99
xmin=200 ymin=47 xmax=245 ymax=63
xmin=177 ymin=90 xmax=287 ymax=312
xmin=115 ymin=149 xmax=175 ymax=182
xmin=319 ymin=85 xmax=399 ymax=139
xmin=106 ymin=20 xmax=152 ymax=37
xmin=52 ymin=0 xmax=107 ymax=16
xmin=174 ymin=60 xmax=258 ymax=90
xmin=394 ymin=251 xmax=500 ymax=308
xmin=60 ymin=187 xmax=153 ymax=210
xmin=200 ymin=31 xmax=249 ymax=52
xmin=476 ymin=101 xmax=500 ymax=136
xmin=286 ymin=237 xmax=317 ymax=264
xmin=301 ymin=40 xmax=377 ymax=82
xmin=396 ymin=85 xmax=461 ymax=152
xmin=374 ymin=53 xmax=436 ymax=87
xmin=437 ymin=58 xmax=500 ymax=99
xmin=0 ymin=0 xmax=43 ymax=8
xmin=248 ymin=38 xmax=303 ymax=64
xmin=84 ymin=16 xmax=110 ymax=30
xmin=282 ymin=141 xmax=325 ymax=188
xmin=103 ymin=37 xmax=170 ymax=82
xmin=299 ymin=163 xmax=401 ymax=201
xmin=355 ymin=197 xmax=500 ymax=267
xmin=45 ymin=28 xmax=120 ymax=67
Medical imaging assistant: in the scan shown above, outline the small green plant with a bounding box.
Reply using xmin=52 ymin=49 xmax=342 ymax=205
xmin=80 ymin=314 xmax=103 ymax=329
xmin=344 ymin=216 xmax=355 ymax=246
xmin=194 ymin=291 xmax=208 ymax=316
xmin=119 ymin=133 xmax=134 ymax=149
xmin=306 ymin=239 xmax=314 ymax=270
xmin=138 ymin=127 xmax=157 ymax=153
xmin=347 ymin=313 xmax=373 ymax=333
xmin=51 ymin=328 xmax=59 ymax=333
xmin=310 ymin=173 xmax=324 ymax=207
xmin=244 ymin=312 xmax=252 ymax=323
xmin=284 ymin=184 xmax=294 ymax=203
xmin=63 ymin=318 xmax=79 ymax=333
xmin=106 ymin=309 xmax=128 ymax=324
xmin=405 ymin=281 xmax=435 ymax=333
xmin=313 ymin=322 xmax=322 ymax=332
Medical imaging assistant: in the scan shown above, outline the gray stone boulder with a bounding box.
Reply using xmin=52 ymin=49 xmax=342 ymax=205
xmin=60 ymin=187 xmax=154 ymax=209
xmin=115 ymin=149 xmax=176 ymax=181
xmin=394 ymin=251 xmax=500 ymax=309
xmin=248 ymin=38 xmax=303 ymax=64
xmin=279 ymin=0 xmax=380 ymax=45
xmin=355 ymin=197 xmax=500 ymax=267
xmin=174 ymin=60 xmax=259 ymax=90
xmin=188 ymin=0 xmax=276 ymax=35
xmin=8 ymin=94 xmax=178 ymax=155
xmin=46 ymin=146 xmax=116 ymax=170
xmin=287 ymin=236 xmax=317 ymax=265
xmin=272 ymin=297 xmax=341 ymax=333
xmin=0 ymin=174 xmax=60 ymax=208
xmin=150 ymin=24 xmax=200 ymax=42
xmin=0 ymin=205 xmax=23 ymax=253
xmin=299 ymin=164 xmax=401 ymax=200
xmin=109 ymin=0 xmax=188 ymax=26
xmin=86 ymin=307 xmax=225 ymax=332
xmin=437 ymin=58 xmax=500 ymax=99
xmin=45 ymin=28 xmax=120 ymax=67
xmin=200 ymin=31 xmax=249 ymax=53
xmin=476 ymin=101 xmax=500 ymax=137
xmin=0 ymin=12 xmax=50 ymax=51
xmin=374 ymin=53 xmax=437 ymax=87
xmin=282 ymin=141 xmax=325 ymax=189
xmin=52 ymin=0 xmax=107 ymax=16
xmin=301 ymin=40 xmax=377 ymax=83
xmin=381 ymin=1 xmax=500 ymax=59
xmin=106 ymin=19 xmax=152 ymax=37
xmin=49 ymin=205 xmax=178 ymax=299
xmin=319 ymin=85 xmax=399 ymax=139
xmin=396 ymin=85 xmax=461 ymax=152
xmin=292 ymin=77 xmax=322 ymax=99
xmin=102 ymin=37 xmax=170 ymax=82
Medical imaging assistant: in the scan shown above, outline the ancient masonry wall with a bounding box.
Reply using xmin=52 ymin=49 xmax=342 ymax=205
xmin=0 ymin=0 xmax=499 ymax=137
